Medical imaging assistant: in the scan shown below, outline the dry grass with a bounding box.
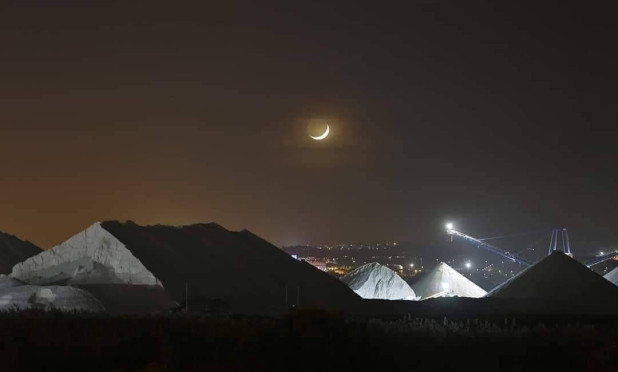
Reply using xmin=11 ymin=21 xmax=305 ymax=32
xmin=0 ymin=309 xmax=617 ymax=371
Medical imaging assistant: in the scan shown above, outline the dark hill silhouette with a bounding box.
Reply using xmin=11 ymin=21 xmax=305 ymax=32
xmin=0 ymin=231 xmax=41 ymax=274
xmin=101 ymin=221 xmax=361 ymax=315
xmin=486 ymin=251 xmax=618 ymax=311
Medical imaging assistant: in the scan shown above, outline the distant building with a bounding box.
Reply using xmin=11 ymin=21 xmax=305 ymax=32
xmin=304 ymin=258 xmax=328 ymax=272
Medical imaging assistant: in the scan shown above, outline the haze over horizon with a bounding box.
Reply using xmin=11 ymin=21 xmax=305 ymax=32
xmin=1 ymin=1 xmax=616 ymax=250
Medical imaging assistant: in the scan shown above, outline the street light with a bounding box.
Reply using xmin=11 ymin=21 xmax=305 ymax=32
xmin=446 ymin=222 xmax=454 ymax=230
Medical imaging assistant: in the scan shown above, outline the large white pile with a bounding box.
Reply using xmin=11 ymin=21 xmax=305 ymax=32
xmin=11 ymin=222 xmax=161 ymax=286
xmin=340 ymin=262 xmax=417 ymax=300
xmin=411 ymin=262 xmax=486 ymax=300
xmin=0 ymin=284 xmax=105 ymax=312
xmin=0 ymin=274 xmax=23 ymax=289
xmin=604 ymin=267 xmax=618 ymax=286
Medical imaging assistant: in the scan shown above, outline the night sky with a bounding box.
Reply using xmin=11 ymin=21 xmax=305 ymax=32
xmin=1 ymin=1 xmax=616 ymax=251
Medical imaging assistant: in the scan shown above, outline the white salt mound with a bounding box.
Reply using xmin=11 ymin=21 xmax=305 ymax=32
xmin=340 ymin=262 xmax=417 ymax=300
xmin=411 ymin=262 xmax=486 ymax=300
xmin=0 ymin=274 xmax=23 ymax=289
xmin=11 ymin=222 xmax=161 ymax=286
xmin=0 ymin=285 xmax=104 ymax=312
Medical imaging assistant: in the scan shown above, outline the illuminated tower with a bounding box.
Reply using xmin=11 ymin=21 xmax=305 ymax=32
xmin=548 ymin=228 xmax=572 ymax=257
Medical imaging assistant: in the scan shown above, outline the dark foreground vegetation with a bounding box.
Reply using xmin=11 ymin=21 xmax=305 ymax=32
xmin=1 ymin=309 xmax=617 ymax=371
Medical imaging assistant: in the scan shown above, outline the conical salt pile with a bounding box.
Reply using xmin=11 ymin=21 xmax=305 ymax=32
xmin=410 ymin=262 xmax=486 ymax=300
xmin=487 ymin=251 xmax=618 ymax=301
xmin=340 ymin=262 xmax=417 ymax=300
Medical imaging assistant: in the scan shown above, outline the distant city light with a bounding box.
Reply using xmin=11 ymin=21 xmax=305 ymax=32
xmin=410 ymin=263 xmax=414 ymax=268
xmin=465 ymin=261 xmax=472 ymax=269
xmin=446 ymin=222 xmax=454 ymax=230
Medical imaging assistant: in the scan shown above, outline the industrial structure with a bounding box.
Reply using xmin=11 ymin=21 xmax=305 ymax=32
xmin=445 ymin=223 xmax=617 ymax=269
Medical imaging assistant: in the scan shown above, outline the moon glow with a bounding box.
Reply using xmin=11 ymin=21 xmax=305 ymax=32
xmin=310 ymin=124 xmax=330 ymax=140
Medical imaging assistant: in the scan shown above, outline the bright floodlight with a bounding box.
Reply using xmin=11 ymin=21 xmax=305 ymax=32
xmin=446 ymin=222 xmax=454 ymax=230
xmin=465 ymin=261 xmax=472 ymax=269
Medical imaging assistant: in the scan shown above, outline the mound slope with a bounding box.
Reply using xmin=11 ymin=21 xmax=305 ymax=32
xmin=0 ymin=231 xmax=41 ymax=274
xmin=604 ymin=266 xmax=618 ymax=286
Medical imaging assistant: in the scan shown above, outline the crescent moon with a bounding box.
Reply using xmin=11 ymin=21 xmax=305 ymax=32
xmin=310 ymin=124 xmax=330 ymax=140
